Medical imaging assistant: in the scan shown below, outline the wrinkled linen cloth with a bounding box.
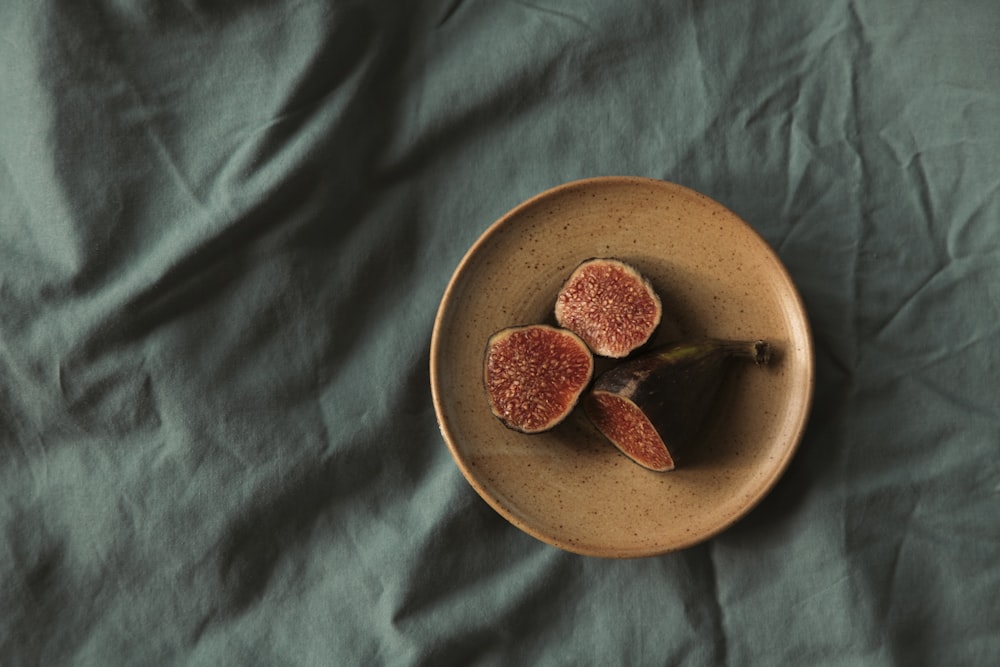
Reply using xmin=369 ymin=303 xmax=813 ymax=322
xmin=2 ymin=1 xmax=998 ymax=664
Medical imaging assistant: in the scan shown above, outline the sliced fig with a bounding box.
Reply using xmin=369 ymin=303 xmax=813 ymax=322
xmin=584 ymin=339 xmax=771 ymax=471
xmin=554 ymin=258 xmax=662 ymax=358
xmin=484 ymin=324 xmax=595 ymax=434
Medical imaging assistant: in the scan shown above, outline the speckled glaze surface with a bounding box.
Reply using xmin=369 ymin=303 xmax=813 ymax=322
xmin=430 ymin=177 xmax=814 ymax=558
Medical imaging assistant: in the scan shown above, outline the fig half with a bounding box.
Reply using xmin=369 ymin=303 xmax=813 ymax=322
xmin=484 ymin=324 xmax=595 ymax=433
xmin=585 ymin=339 xmax=771 ymax=471
xmin=554 ymin=258 xmax=662 ymax=358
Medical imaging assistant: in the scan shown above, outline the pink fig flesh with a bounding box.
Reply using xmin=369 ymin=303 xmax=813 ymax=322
xmin=554 ymin=258 xmax=662 ymax=358
xmin=484 ymin=324 xmax=594 ymax=433
xmin=586 ymin=391 xmax=675 ymax=471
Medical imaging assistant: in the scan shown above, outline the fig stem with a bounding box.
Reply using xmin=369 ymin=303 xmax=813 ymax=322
xmin=752 ymin=340 xmax=771 ymax=365
xmin=649 ymin=338 xmax=771 ymax=367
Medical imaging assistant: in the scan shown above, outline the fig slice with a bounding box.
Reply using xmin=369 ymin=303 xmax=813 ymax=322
xmin=584 ymin=339 xmax=771 ymax=471
xmin=554 ymin=258 xmax=662 ymax=358
xmin=484 ymin=324 xmax=595 ymax=434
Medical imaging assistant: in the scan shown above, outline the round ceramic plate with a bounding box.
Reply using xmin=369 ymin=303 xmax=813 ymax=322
xmin=430 ymin=177 xmax=814 ymax=558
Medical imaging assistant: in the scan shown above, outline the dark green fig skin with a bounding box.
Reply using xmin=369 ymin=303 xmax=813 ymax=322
xmin=585 ymin=339 xmax=771 ymax=470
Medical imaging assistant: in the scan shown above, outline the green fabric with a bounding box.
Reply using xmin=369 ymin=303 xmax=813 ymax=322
xmin=2 ymin=1 xmax=998 ymax=664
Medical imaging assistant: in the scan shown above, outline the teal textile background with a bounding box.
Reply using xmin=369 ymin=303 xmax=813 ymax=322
xmin=2 ymin=1 xmax=998 ymax=664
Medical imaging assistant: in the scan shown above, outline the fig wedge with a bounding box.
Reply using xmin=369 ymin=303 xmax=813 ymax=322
xmin=585 ymin=339 xmax=771 ymax=471
xmin=484 ymin=324 xmax=595 ymax=433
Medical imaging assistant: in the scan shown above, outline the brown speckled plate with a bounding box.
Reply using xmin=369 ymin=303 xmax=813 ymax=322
xmin=430 ymin=177 xmax=814 ymax=558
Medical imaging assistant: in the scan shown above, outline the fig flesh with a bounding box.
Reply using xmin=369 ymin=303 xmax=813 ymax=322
xmin=585 ymin=339 xmax=771 ymax=471
xmin=484 ymin=324 xmax=595 ymax=434
xmin=554 ymin=258 xmax=662 ymax=358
